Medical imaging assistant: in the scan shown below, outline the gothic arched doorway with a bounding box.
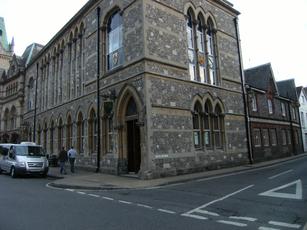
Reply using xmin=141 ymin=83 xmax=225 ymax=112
xmin=125 ymin=97 xmax=141 ymax=173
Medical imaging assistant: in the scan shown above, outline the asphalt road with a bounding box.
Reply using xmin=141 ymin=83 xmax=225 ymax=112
xmin=0 ymin=156 xmax=306 ymax=230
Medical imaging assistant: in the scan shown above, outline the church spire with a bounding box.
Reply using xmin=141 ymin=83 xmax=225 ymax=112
xmin=0 ymin=17 xmax=10 ymax=52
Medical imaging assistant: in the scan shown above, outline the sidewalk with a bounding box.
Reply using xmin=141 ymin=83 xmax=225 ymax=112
xmin=48 ymin=153 xmax=307 ymax=190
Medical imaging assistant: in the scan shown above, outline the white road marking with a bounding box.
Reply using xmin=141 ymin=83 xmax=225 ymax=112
xmin=258 ymin=227 xmax=280 ymax=230
xmin=118 ymin=200 xmax=132 ymax=205
xmin=65 ymin=189 xmax=75 ymax=192
xmin=137 ymin=204 xmax=153 ymax=209
xmin=102 ymin=196 xmax=114 ymax=201
xmin=197 ymin=209 xmax=219 ymax=217
xmin=259 ymin=180 xmax=302 ymax=200
xmin=269 ymin=170 xmax=293 ymax=179
xmin=217 ymin=220 xmax=247 ymax=227
xmin=157 ymin=209 xmax=176 ymax=214
xmin=188 ymin=184 xmax=254 ymax=213
xmin=268 ymin=221 xmax=301 ymax=229
xmin=77 ymin=191 xmax=86 ymax=195
xmin=181 ymin=213 xmax=208 ymax=220
xmin=88 ymin=194 xmax=100 ymax=198
xmin=229 ymin=216 xmax=257 ymax=222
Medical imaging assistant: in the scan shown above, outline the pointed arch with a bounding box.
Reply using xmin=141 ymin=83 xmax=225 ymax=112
xmin=184 ymin=2 xmax=197 ymax=16
xmin=116 ymin=85 xmax=143 ymax=174
xmin=191 ymin=94 xmax=203 ymax=111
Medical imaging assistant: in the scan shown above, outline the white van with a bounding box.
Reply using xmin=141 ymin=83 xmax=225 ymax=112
xmin=0 ymin=142 xmax=49 ymax=178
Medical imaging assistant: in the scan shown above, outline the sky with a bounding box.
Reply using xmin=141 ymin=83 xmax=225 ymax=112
xmin=0 ymin=0 xmax=306 ymax=87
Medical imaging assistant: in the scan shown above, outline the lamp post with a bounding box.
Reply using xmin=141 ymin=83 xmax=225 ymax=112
xmin=96 ymin=6 xmax=101 ymax=173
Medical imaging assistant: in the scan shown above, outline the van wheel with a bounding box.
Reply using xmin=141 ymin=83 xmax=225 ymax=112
xmin=10 ymin=167 xmax=17 ymax=178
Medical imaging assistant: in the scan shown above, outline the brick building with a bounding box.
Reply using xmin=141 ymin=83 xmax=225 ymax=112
xmin=17 ymin=0 xmax=248 ymax=179
xmin=245 ymin=63 xmax=303 ymax=162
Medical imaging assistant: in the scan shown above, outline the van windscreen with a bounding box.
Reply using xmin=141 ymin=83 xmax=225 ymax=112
xmin=15 ymin=146 xmax=46 ymax=157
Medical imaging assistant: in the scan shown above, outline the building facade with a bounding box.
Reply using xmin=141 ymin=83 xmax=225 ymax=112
xmin=297 ymin=87 xmax=307 ymax=152
xmin=245 ymin=63 xmax=303 ymax=162
xmin=0 ymin=43 xmax=43 ymax=143
xmin=17 ymin=0 xmax=248 ymax=179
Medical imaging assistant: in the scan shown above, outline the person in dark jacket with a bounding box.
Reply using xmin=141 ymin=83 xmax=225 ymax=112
xmin=58 ymin=147 xmax=68 ymax=174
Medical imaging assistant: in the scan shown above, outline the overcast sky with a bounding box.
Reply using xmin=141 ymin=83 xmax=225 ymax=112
xmin=1 ymin=0 xmax=306 ymax=87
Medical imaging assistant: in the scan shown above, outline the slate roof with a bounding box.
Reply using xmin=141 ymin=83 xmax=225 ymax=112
xmin=276 ymin=79 xmax=298 ymax=102
xmin=296 ymin=86 xmax=303 ymax=98
xmin=22 ymin=43 xmax=43 ymax=67
xmin=244 ymin=63 xmax=278 ymax=92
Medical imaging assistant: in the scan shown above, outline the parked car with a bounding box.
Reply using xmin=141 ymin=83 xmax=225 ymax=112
xmin=0 ymin=142 xmax=49 ymax=178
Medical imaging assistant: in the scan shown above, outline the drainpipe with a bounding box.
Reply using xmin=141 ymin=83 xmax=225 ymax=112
xmin=33 ymin=63 xmax=39 ymax=143
xmin=96 ymin=6 xmax=101 ymax=173
xmin=234 ymin=17 xmax=253 ymax=164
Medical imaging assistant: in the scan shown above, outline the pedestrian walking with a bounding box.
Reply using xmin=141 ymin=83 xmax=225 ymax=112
xmin=58 ymin=147 xmax=68 ymax=174
xmin=67 ymin=146 xmax=77 ymax=173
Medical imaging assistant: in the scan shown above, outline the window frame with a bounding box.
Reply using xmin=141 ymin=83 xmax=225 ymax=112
xmin=186 ymin=11 xmax=218 ymax=85
xmin=107 ymin=10 xmax=124 ymax=71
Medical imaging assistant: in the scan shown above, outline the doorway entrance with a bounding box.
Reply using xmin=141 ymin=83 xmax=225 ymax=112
xmin=125 ymin=97 xmax=141 ymax=174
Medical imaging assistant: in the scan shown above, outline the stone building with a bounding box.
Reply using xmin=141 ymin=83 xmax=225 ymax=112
xmin=245 ymin=63 xmax=303 ymax=162
xmin=21 ymin=0 xmax=248 ymax=179
xmin=297 ymin=87 xmax=307 ymax=152
xmin=0 ymin=43 xmax=43 ymax=143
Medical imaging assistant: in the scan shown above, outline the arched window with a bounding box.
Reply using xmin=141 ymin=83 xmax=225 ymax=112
xmin=50 ymin=121 xmax=55 ymax=154
xmin=186 ymin=11 xmax=219 ymax=85
xmin=204 ymin=101 xmax=212 ymax=148
xmin=192 ymin=102 xmax=202 ymax=148
xmin=28 ymin=78 xmax=34 ymax=110
xmin=77 ymin=112 xmax=84 ymax=154
xmin=191 ymin=98 xmax=224 ymax=150
xmin=207 ymin=18 xmax=218 ymax=85
xmin=66 ymin=116 xmax=73 ymax=149
xmin=4 ymin=109 xmax=9 ymax=131
xmin=88 ymin=109 xmax=97 ymax=153
xmin=107 ymin=10 xmax=123 ymax=70
xmin=10 ymin=107 xmax=17 ymax=130
xmin=187 ymin=10 xmax=196 ymax=81
xmin=58 ymin=118 xmax=63 ymax=151
xmin=213 ymin=105 xmax=224 ymax=148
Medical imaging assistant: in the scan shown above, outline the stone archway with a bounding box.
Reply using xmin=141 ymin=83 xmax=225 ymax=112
xmin=116 ymin=86 xmax=143 ymax=175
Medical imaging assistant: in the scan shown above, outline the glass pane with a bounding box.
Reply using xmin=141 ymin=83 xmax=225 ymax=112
xmin=197 ymin=31 xmax=204 ymax=52
xmin=204 ymin=131 xmax=211 ymax=147
xmin=194 ymin=131 xmax=200 ymax=147
xmin=187 ymin=28 xmax=194 ymax=49
xmin=199 ymin=66 xmax=205 ymax=83
xmin=189 ymin=64 xmax=196 ymax=81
